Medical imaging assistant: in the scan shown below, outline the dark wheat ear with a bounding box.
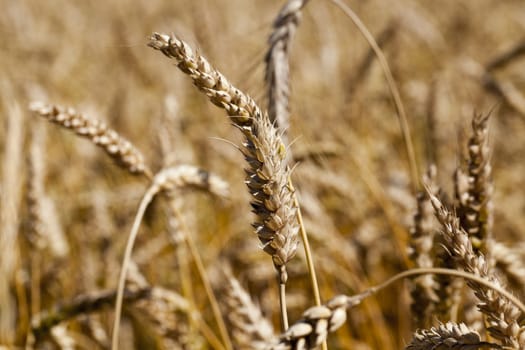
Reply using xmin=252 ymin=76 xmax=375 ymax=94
xmin=29 ymin=102 xmax=152 ymax=178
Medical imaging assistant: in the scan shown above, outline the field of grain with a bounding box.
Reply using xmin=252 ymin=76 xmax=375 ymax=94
xmin=2 ymin=0 xmax=525 ymax=349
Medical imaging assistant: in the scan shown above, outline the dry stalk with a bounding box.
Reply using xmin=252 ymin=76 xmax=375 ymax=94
xmin=265 ymin=0 xmax=310 ymax=138
xmin=346 ymin=22 xmax=397 ymax=97
xmin=427 ymin=191 xmax=525 ymax=348
xmin=329 ymin=0 xmax=419 ymax=193
xmin=29 ymin=102 xmax=152 ymax=179
xmin=405 ymin=322 xmax=501 ymax=350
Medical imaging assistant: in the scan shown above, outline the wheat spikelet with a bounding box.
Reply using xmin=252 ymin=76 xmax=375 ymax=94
xmin=265 ymin=0 xmax=310 ymax=136
xmin=29 ymin=102 xmax=152 ymax=178
xmin=223 ymin=274 xmax=275 ymax=349
xmin=427 ymin=191 xmax=525 ymax=348
xmin=405 ymin=322 xmax=501 ymax=350
xmin=148 ymin=33 xmax=299 ymax=279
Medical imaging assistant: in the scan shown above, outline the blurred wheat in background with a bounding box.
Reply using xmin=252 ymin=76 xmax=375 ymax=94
xmin=2 ymin=0 xmax=525 ymax=349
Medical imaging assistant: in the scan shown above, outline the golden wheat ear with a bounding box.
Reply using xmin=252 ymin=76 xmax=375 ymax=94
xmin=427 ymin=190 xmax=525 ymax=348
xmin=148 ymin=33 xmax=299 ymax=280
xmin=29 ymin=102 xmax=152 ymax=178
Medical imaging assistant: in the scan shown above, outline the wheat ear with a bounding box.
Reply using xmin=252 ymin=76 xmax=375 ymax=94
xmin=148 ymin=33 xmax=299 ymax=281
xmin=456 ymin=112 xmax=493 ymax=255
xmin=149 ymin=33 xmax=301 ymax=331
xmin=427 ymin=190 xmax=525 ymax=348
xmin=405 ymin=322 xmax=501 ymax=350
xmin=265 ymin=0 xmax=310 ymax=137
xmin=29 ymin=102 xmax=152 ymax=179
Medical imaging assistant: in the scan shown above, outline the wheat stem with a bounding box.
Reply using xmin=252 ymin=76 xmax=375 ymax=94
xmin=329 ymin=0 xmax=419 ymax=193
xmin=111 ymin=184 xmax=159 ymax=350
xmin=289 ymin=179 xmax=322 ymax=307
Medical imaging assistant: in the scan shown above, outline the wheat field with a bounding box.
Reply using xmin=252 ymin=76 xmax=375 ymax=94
xmin=2 ymin=0 xmax=525 ymax=349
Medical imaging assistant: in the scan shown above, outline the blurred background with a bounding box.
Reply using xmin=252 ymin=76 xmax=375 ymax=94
xmin=1 ymin=0 xmax=525 ymax=348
